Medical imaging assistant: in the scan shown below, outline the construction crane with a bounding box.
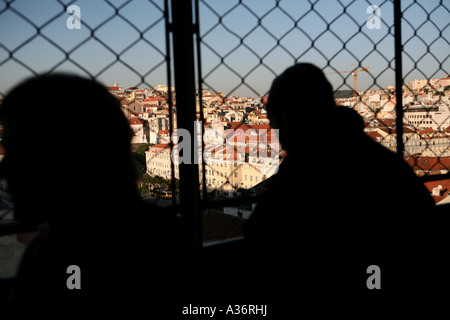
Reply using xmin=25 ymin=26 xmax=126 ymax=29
xmin=325 ymin=63 xmax=370 ymax=103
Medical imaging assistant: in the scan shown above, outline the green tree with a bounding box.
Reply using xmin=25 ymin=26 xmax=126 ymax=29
xmin=334 ymin=90 xmax=354 ymax=99
xmin=136 ymin=143 xmax=152 ymax=156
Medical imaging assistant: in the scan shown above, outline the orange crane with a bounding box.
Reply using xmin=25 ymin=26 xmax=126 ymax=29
xmin=325 ymin=63 xmax=370 ymax=103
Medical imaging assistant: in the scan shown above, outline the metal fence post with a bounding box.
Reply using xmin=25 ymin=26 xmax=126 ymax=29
xmin=394 ymin=0 xmax=404 ymax=157
xmin=170 ymin=0 xmax=202 ymax=247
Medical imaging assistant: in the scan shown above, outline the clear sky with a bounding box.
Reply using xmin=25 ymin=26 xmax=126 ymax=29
xmin=0 ymin=0 xmax=448 ymax=98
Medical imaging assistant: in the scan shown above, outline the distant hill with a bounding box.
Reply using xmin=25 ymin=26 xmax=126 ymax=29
xmin=334 ymin=90 xmax=354 ymax=99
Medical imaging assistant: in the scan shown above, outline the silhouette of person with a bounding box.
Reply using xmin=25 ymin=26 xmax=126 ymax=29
xmin=243 ymin=63 xmax=437 ymax=313
xmin=0 ymin=74 xmax=183 ymax=312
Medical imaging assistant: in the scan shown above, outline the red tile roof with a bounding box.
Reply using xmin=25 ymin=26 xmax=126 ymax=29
xmin=129 ymin=118 xmax=143 ymax=125
xmin=151 ymin=143 xmax=171 ymax=149
xmin=106 ymin=86 xmax=121 ymax=91
xmin=143 ymin=96 xmax=165 ymax=102
xmin=423 ymin=178 xmax=450 ymax=203
xmin=404 ymin=155 xmax=450 ymax=172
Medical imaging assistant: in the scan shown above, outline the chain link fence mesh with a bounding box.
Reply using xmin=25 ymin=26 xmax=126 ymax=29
xmin=0 ymin=0 xmax=177 ymax=204
xmin=0 ymin=0 xmax=169 ymax=91
xmin=0 ymin=0 xmax=448 ymax=231
xmin=197 ymin=0 xmax=449 ymax=198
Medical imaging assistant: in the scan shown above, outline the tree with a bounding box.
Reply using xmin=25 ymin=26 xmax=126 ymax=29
xmin=333 ymin=90 xmax=354 ymax=99
xmin=140 ymin=173 xmax=153 ymax=184
xmin=136 ymin=143 xmax=152 ymax=156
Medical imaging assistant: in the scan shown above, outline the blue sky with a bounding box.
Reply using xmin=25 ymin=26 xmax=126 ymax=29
xmin=0 ymin=0 xmax=448 ymax=98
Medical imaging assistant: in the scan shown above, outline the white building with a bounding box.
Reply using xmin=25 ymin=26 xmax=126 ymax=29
xmin=148 ymin=116 xmax=170 ymax=144
xmin=405 ymin=103 xmax=450 ymax=130
xmin=144 ymin=125 xmax=281 ymax=196
xmin=129 ymin=118 xmax=147 ymax=143
xmin=146 ymin=144 xmax=179 ymax=180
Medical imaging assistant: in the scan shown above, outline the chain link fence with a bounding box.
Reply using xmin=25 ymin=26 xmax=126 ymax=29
xmin=0 ymin=0 xmax=168 ymax=92
xmin=196 ymin=0 xmax=449 ymax=199
xmin=0 ymin=0 xmax=180 ymax=205
xmin=0 ymin=0 xmax=174 ymax=277
xmin=0 ymin=0 xmax=449 ymax=246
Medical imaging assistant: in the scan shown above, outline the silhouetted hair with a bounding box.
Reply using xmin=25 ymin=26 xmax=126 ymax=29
xmin=266 ymin=63 xmax=336 ymax=119
xmin=265 ymin=63 xmax=336 ymax=152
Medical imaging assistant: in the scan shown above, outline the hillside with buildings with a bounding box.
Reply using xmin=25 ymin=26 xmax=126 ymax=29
xmin=104 ymin=77 xmax=450 ymax=203
xmin=0 ymin=77 xmax=448 ymax=248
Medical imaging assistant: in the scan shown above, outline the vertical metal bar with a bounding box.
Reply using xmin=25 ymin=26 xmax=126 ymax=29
xmin=394 ymin=0 xmax=404 ymax=157
xmin=164 ymin=0 xmax=177 ymax=206
xmin=193 ymin=0 xmax=208 ymax=201
xmin=170 ymin=0 xmax=202 ymax=247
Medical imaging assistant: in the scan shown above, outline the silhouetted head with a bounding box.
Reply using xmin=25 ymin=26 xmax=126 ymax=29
xmin=0 ymin=74 xmax=139 ymax=222
xmin=266 ymin=63 xmax=336 ymax=153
